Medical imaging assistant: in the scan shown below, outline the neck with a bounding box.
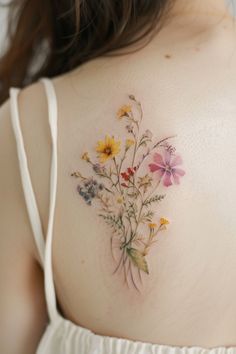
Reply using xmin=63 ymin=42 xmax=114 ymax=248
xmin=170 ymin=0 xmax=232 ymax=19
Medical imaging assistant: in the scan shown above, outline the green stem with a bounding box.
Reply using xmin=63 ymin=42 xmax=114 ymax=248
xmin=123 ymin=177 xmax=162 ymax=249
xmin=138 ymin=102 xmax=143 ymax=123
xmin=122 ymin=198 xmax=144 ymax=249
xmin=136 ymin=135 xmax=176 ymax=172
xmin=143 ymin=179 xmax=162 ymax=204
xmin=113 ymin=157 xmax=123 ymax=194
xmin=116 ymin=149 xmax=128 ymax=190
xmin=98 ymin=170 xmax=120 ymax=194
xmin=127 ymin=178 xmax=143 ymax=201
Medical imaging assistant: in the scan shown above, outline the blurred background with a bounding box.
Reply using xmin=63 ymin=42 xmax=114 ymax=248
xmin=0 ymin=1 xmax=235 ymax=54
xmin=0 ymin=4 xmax=8 ymax=53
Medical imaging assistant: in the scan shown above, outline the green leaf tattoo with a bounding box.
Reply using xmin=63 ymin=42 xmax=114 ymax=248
xmin=127 ymin=248 xmax=149 ymax=274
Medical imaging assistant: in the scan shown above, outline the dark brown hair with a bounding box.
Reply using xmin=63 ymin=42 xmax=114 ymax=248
xmin=0 ymin=0 xmax=174 ymax=104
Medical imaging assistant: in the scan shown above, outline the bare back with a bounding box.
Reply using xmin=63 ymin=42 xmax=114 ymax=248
xmin=6 ymin=14 xmax=236 ymax=348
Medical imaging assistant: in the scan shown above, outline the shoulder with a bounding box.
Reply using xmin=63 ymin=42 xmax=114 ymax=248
xmin=0 ymin=81 xmax=51 ymax=265
xmin=0 ymin=92 xmax=49 ymax=352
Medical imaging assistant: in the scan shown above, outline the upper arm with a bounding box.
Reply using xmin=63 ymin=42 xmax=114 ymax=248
xmin=0 ymin=100 xmax=48 ymax=354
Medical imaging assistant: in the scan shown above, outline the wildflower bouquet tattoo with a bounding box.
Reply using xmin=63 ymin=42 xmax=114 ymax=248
xmin=71 ymin=95 xmax=185 ymax=290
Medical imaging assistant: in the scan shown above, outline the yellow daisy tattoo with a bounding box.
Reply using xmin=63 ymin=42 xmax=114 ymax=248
xmin=96 ymin=135 xmax=121 ymax=163
xmin=116 ymin=105 xmax=132 ymax=119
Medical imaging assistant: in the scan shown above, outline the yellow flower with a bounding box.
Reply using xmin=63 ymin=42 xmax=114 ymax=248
xmin=116 ymin=195 xmax=124 ymax=204
xmin=117 ymin=105 xmax=132 ymax=119
xmin=160 ymin=218 xmax=170 ymax=226
xmin=96 ymin=135 xmax=121 ymax=163
xmin=125 ymin=139 xmax=135 ymax=149
xmin=148 ymin=223 xmax=158 ymax=230
xmin=81 ymin=152 xmax=90 ymax=162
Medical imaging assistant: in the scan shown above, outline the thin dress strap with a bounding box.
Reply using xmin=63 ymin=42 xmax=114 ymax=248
xmin=40 ymin=78 xmax=60 ymax=323
xmin=9 ymin=88 xmax=45 ymax=267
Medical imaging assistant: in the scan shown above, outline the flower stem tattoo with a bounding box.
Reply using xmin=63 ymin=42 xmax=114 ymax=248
xmin=71 ymin=95 xmax=185 ymax=291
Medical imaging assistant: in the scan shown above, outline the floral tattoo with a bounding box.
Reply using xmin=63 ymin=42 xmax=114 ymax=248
xmin=71 ymin=95 xmax=185 ymax=291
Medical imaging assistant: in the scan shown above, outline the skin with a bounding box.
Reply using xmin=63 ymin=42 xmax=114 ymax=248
xmin=1 ymin=0 xmax=236 ymax=352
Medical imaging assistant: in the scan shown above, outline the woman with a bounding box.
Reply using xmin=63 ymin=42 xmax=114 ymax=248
xmin=1 ymin=0 xmax=236 ymax=353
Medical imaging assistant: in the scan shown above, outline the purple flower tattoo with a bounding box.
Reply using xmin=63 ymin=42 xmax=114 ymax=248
xmin=148 ymin=151 xmax=185 ymax=187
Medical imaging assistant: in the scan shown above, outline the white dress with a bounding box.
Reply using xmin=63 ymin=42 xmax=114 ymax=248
xmin=9 ymin=78 xmax=236 ymax=354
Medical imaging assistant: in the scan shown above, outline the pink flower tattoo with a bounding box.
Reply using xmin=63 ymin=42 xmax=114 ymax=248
xmin=148 ymin=151 xmax=185 ymax=187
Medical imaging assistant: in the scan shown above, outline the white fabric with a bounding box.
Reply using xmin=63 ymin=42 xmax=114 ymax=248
xmin=9 ymin=88 xmax=45 ymax=266
xmin=9 ymin=79 xmax=236 ymax=353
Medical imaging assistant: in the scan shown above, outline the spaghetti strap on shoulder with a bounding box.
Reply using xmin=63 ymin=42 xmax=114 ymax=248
xmin=40 ymin=78 xmax=60 ymax=323
xmin=9 ymin=79 xmax=60 ymax=322
xmin=9 ymin=87 xmax=45 ymax=267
